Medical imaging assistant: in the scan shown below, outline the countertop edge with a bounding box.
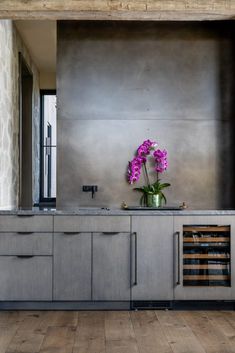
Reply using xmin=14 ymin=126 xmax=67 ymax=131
xmin=1 ymin=209 xmax=235 ymax=216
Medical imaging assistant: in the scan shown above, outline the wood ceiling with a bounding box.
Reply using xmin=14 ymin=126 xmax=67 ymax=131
xmin=0 ymin=0 xmax=235 ymax=21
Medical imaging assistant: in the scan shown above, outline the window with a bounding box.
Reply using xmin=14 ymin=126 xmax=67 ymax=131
xmin=40 ymin=90 xmax=56 ymax=204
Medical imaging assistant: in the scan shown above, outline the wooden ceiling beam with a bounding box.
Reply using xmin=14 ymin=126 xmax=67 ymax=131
xmin=0 ymin=0 xmax=234 ymax=20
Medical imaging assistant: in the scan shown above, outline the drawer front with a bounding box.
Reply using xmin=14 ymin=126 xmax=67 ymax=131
xmin=54 ymin=216 xmax=130 ymax=232
xmin=0 ymin=233 xmax=52 ymax=255
xmin=0 ymin=215 xmax=53 ymax=232
xmin=0 ymin=256 xmax=52 ymax=300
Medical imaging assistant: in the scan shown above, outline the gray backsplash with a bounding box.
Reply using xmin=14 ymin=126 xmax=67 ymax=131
xmin=57 ymin=21 xmax=235 ymax=209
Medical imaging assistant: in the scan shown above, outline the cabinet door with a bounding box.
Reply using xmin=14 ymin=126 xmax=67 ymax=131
xmin=132 ymin=216 xmax=174 ymax=301
xmin=174 ymin=216 xmax=235 ymax=300
xmin=54 ymin=232 xmax=92 ymax=300
xmin=93 ymin=232 xmax=130 ymax=301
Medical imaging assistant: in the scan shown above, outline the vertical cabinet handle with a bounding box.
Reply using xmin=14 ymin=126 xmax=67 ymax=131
xmin=132 ymin=232 xmax=138 ymax=286
xmin=174 ymin=231 xmax=181 ymax=285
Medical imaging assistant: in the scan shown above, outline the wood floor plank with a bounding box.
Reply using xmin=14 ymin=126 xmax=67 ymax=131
xmin=0 ymin=312 xmax=27 ymax=328
xmin=34 ymin=312 xmax=61 ymax=335
xmin=105 ymin=312 xmax=139 ymax=353
xmin=0 ymin=326 xmax=19 ymax=353
xmin=218 ymin=311 xmax=235 ymax=330
xmin=179 ymin=311 xmax=234 ymax=353
xmin=12 ymin=312 xmax=44 ymax=332
xmin=131 ymin=311 xmax=173 ymax=353
xmin=73 ymin=312 xmax=105 ymax=353
xmin=49 ymin=311 xmax=78 ymax=328
xmin=156 ymin=311 xmax=206 ymax=353
xmin=205 ymin=311 xmax=235 ymax=351
xmin=39 ymin=327 xmax=75 ymax=353
xmin=6 ymin=331 xmax=44 ymax=353
xmin=105 ymin=311 xmax=130 ymax=321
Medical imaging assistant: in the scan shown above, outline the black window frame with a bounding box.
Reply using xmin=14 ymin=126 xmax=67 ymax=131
xmin=40 ymin=89 xmax=56 ymax=206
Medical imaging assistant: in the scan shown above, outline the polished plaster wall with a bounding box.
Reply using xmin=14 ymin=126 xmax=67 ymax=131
xmin=57 ymin=21 xmax=235 ymax=209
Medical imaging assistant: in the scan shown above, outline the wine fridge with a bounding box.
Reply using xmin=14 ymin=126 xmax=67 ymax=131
xmin=183 ymin=225 xmax=230 ymax=287
xmin=174 ymin=216 xmax=235 ymax=300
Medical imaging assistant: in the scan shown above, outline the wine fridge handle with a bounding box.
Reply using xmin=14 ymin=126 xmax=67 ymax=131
xmin=174 ymin=231 xmax=181 ymax=285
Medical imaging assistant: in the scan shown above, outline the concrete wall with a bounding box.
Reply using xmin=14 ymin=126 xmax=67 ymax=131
xmin=0 ymin=20 xmax=40 ymax=208
xmin=57 ymin=21 xmax=235 ymax=209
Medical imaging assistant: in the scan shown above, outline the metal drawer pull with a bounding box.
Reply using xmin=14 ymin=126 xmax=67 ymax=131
xmin=63 ymin=232 xmax=81 ymax=235
xmin=17 ymin=214 xmax=35 ymax=217
xmin=16 ymin=255 xmax=34 ymax=259
xmin=101 ymin=232 xmax=120 ymax=235
xmin=17 ymin=232 xmax=34 ymax=235
xmin=174 ymin=231 xmax=181 ymax=285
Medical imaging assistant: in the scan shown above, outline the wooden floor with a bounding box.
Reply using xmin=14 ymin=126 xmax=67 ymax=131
xmin=0 ymin=310 xmax=235 ymax=353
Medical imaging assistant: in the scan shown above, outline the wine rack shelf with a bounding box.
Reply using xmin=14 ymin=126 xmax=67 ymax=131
xmin=183 ymin=225 xmax=231 ymax=287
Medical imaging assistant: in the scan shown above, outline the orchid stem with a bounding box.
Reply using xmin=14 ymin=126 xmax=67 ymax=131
xmin=143 ymin=162 xmax=150 ymax=187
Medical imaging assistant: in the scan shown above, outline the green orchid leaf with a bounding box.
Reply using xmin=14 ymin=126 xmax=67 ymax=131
xmin=159 ymin=183 xmax=171 ymax=190
xmin=133 ymin=187 xmax=145 ymax=193
xmin=140 ymin=194 xmax=144 ymax=205
xmin=143 ymin=186 xmax=151 ymax=193
xmin=161 ymin=192 xmax=167 ymax=204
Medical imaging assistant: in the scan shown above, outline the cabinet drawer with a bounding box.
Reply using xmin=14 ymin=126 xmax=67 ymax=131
xmin=0 ymin=233 xmax=52 ymax=255
xmin=0 ymin=256 xmax=52 ymax=301
xmin=0 ymin=215 xmax=53 ymax=232
xmin=54 ymin=216 xmax=130 ymax=232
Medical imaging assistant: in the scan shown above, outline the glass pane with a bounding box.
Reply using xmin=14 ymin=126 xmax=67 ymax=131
xmin=43 ymin=146 xmax=56 ymax=198
xmin=43 ymin=95 xmax=57 ymax=146
xmin=183 ymin=225 xmax=231 ymax=287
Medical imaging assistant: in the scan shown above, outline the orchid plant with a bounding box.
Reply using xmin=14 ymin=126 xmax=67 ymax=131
xmin=127 ymin=139 xmax=170 ymax=206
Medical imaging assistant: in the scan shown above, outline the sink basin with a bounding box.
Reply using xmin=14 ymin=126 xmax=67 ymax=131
xmin=78 ymin=207 xmax=110 ymax=211
xmin=124 ymin=206 xmax=182 ymax=211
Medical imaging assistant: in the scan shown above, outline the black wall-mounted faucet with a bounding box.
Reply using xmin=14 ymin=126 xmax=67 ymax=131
xmin=82 ymin=185 xmax=98 ymax=198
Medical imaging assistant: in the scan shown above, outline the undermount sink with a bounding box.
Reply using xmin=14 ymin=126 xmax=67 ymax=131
xmin=78 ymin=207 xmax=110 ymax=211
xmin=123 ymin=206 xmax=183 ymax=211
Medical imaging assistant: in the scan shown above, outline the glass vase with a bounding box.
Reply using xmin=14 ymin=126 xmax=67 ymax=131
xmin=146 ymin=193 xmax=162 ymax=208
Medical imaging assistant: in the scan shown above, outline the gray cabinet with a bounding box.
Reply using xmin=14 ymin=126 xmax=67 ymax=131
xmin=92 ymin=232 xmax=131 ymax=301
xmin=174 ymin=215 xmax=235 ymax=300
xmin=131 ymin=216 xmax=174 ymax=301
xmin=0 ymin=256 xmax=52 ymax=301
xmin=53 ymin=215 xmax=131 ymax=302
xmin=53 ymin=232 xmax=92 ymax=300
xmin=0 ymin=215 xmax=53 ymax=301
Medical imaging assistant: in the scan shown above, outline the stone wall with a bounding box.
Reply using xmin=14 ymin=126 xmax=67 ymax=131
xmin=0 ymin=20 xmax=40 ymax=208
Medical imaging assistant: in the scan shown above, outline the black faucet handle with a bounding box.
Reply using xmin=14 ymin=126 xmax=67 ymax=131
xmin=82 ymin=185 xmax=98 ymax=198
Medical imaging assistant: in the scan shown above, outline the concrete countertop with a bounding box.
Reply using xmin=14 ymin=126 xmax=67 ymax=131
xmin=1 ymin=207 xmax=235 ymax=216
